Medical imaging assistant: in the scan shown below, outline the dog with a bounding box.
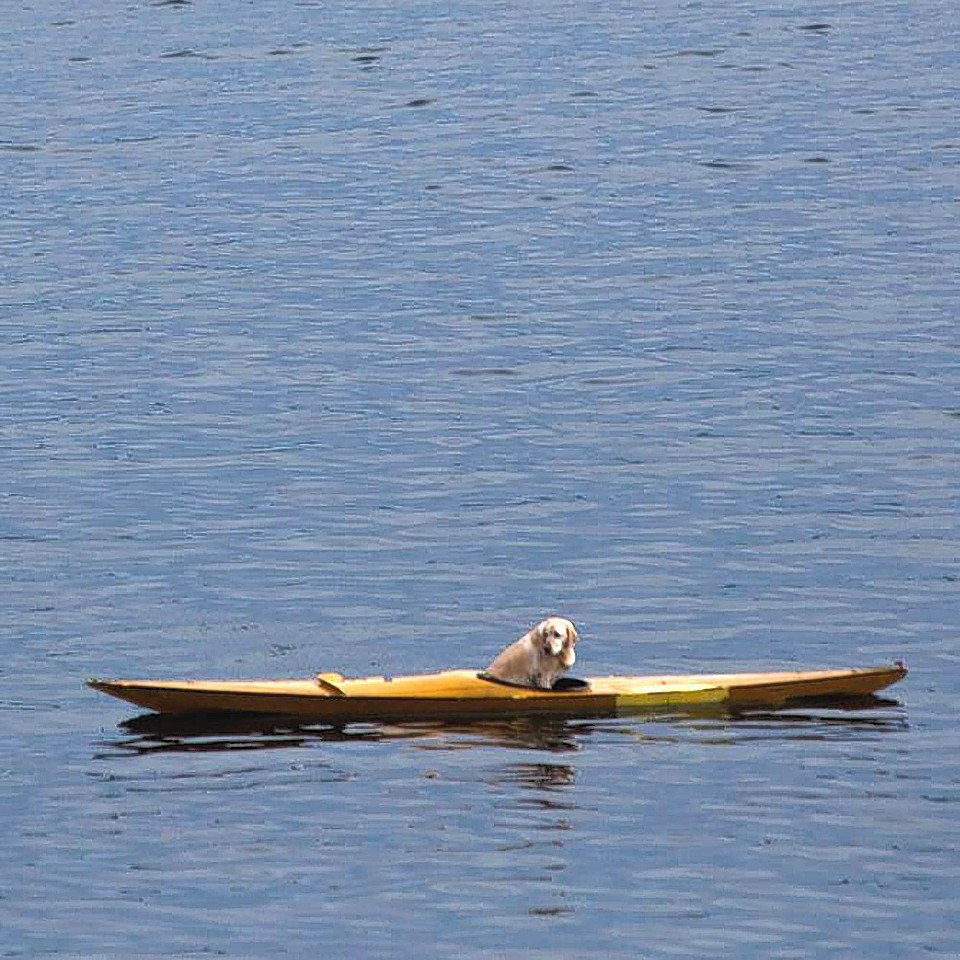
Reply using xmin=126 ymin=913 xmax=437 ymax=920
xmin=483 ymin=617 xmax=579 ymax=689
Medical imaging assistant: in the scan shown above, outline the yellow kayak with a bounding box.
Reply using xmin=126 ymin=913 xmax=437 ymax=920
xmin=88 ymin=662 xmax=907 ymax=722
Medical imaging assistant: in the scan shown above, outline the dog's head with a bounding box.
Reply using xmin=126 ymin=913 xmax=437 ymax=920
xmin=533 ymin=617 xmax=579 ymax=668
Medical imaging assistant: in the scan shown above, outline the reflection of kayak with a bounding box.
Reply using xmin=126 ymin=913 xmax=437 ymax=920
xmin=88 ymin=662 xmax=907 ymax=722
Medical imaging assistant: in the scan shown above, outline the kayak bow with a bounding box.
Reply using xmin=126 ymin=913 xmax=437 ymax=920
xmin=87 ymin=662 xmax=907 ymax=722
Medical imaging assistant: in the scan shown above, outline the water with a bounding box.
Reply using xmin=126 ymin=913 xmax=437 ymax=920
xmin=2 ymin=0 xmax=958 ymax=956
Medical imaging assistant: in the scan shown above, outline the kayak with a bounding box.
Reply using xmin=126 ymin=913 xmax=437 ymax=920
xmin=87 ymin=662 xmax=907 ymax=723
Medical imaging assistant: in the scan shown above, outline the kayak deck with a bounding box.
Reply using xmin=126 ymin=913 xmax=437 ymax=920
xmin=88 ymin=663 xmax=907 ymax=722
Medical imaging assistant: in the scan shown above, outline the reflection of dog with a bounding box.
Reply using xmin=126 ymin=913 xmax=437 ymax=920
xmin=484 ymin=617 xmax=579 ymax=689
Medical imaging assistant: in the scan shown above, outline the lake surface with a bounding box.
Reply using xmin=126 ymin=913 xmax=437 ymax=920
xmin=2 ymin=0 xmax=958 ymax=956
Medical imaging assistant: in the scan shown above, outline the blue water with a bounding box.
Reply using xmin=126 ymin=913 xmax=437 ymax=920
xmin=2 ymin=0 xmax=958 ymax=956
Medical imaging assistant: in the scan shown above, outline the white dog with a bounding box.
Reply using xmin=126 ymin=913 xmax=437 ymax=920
xmin=483 ymin=617 xmax=579 ymax=689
